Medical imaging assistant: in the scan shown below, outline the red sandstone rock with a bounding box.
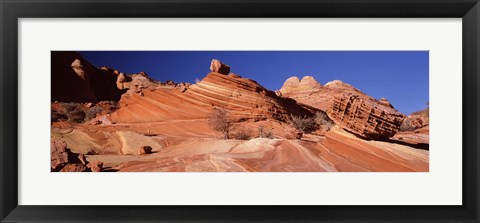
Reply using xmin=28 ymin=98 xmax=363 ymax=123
xmin=380 ymin=98 xmax=394 ymax=108
xmin=139 ymin=146 xmax=153 ymax=155
xmin=327 ymin=93 xmax=406 ymax=139
xmin=209 ymin=59 xmax=231 ymax=75
xmin=50 ymin=138 xmax=70 ymax=171
xmin=284 ymin=127 xmax=303 ymax=139
xmin=87 ymin=161 xmax=104 ymax=172
xmin=60 ymin=164 xmax=89 ymax=172
xmin=51 ymin=138 xmax=91 ymax=172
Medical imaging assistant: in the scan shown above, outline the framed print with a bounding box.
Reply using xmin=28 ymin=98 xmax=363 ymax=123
xmin=1 ymin=0 xmax=479 ymax=222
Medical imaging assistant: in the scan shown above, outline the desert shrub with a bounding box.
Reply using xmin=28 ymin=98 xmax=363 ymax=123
xmin=232 ymin=127 xmax=252 ymax=140
xmin=208 ymin=108 xmax=233 ymax=139
xmin=63 ymin=102 xmax=81 ymax=112
xmin=399 ymin=119 xmax=415 ymax=132
xmin=70 ymin=110 xmax=86 ymax=123
xmin=257 ymin=125 xmax=273 ymax=138
xmin=290 ymin=114 xmax=316 ymax=135
xmin=84 ymin=106 xmax=103 ymax=122
xmin=51 ymin=110 xmax=68 ymax=122
xmin=314 ymin=111 xmax=334 ymax=131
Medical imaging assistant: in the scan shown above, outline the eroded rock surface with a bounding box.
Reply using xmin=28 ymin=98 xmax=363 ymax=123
xmin=327 ymin=93 xmax=405 ymax=139
xmin=50 ymin=138 xmax=92 ymax=172
xmin=209 ymin=59 xmax=231 ymax=75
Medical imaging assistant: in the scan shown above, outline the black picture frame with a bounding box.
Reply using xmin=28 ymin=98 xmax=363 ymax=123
xmin=1 ymin=0 xmax=479 ymax=222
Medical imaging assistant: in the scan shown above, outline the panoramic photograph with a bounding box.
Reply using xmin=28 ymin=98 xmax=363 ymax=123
xmin=50 ymin=51 xmax=429 ymax=172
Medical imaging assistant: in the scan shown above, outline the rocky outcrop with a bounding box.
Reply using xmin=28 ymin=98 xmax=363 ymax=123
xmin=379 ymin=98 xmax=394 ymax=108
xmin=279 ymin=76 xmax=321 ymax=94
xmin=278 ymin=77 xmax=363 ymax=111
xmin=51 ymin=138 xmax=92 ymax=172
xmin=51 ymin=51 xmax=127 ymax=102
xmin=209 ymin=59 xmax=230 ymax=75
xmin=110 ymin=61 xmax=312 ymax=123
xmin=327 ymin=93 xmax=405 ymax=140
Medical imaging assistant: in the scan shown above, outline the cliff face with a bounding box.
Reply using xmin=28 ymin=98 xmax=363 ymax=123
xmin=279 ymin=76 xmax=406 ymax=139
xmin=51 ymin=51 xmax=126 ymax=102
xmin=327 ymin=93 xmax=405 ymax=139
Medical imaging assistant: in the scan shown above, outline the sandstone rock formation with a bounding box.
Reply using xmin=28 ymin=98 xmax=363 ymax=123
xmin=51 ymin=51 xmax=127 ymax=102
xmin=110 ymin=65 xmax=312 ymax=123
xmin=327 ymin=93 xmax=406 ymax=139
xmin=51 ymin=138 xmax=91 ymax=172
xmin=278 ymin=77 xmax=361 ymax=111
xmin=279 ymin=76 xmax=321 ymax=95
xmin=209 ymin=59 xmax=230 ymax=75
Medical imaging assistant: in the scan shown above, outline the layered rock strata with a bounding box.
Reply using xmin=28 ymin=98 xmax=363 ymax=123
xmin=327 ymin=93 xmax=405 ymax=139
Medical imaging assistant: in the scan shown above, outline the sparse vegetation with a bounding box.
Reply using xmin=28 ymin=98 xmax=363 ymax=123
xmin=257 ymin=125 xmax=273 ymax=138
xmin=399 ymin=120 xmax=415 ymax=132
xmin=314 ymin=111 xmax=334 ymax=131
xmin=70 ymin=110 xmax=86 ymax=123
xmin=399 ymin=102 xmax=429 ymax=132
xmin=63 ymin=102 xmax=81 ymax=112
xmin=232 ymin=126 xmax=252 ymax=140
xmin=290 ymin=114 xmax=316 ymax=136
xmin=84 ymin=106 xmax=103 ymax=122
xmin=51 ymin=110 xmax=68 ymax=122
xmin=208 ymin=108 xmax=233 ymax=139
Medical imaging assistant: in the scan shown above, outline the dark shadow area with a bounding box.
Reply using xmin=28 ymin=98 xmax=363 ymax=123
xmin=385 ymin=138 xmax=429 ymax=150
xmin=101 ymin=167 xmax=119 ymax=172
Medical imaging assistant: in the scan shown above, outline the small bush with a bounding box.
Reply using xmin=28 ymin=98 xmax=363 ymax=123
xmin=232 ymin=127 xmax=252 ymax=140
xmin=84 ymin=106 xmax=103 ymax=122
xmin=399 ymin=118 xmax=416 ymax=132
xmin=290 ymin=114 xmax=316 ymax=135
xmin=257 ymin=125 xmax=273 ymax=138
xmin=314 ymin=111 xmax=334 ymax=131
xmin=208 ymin=108 xmax=233 ymax=139
xmin=63 ymin=102 xmax=80 ymax=112
xmin=51 ymin=110 xmax=68 ymax=122
xmin=70 ymin=110 xmax=86 ymax=123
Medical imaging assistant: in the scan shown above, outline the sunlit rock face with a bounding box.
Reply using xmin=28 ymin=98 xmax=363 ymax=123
xmin=327 ymin=93 xmax=405 ymax=140
xmin=109 ymin=63 xmax=312 ymax=123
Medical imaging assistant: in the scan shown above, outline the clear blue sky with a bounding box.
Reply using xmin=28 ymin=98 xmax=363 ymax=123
xmin=79 ymin=51 xmax=429 ymax=115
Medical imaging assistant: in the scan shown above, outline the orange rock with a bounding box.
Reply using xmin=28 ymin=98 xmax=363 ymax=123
xmin=139 ymin=146 xmax=153 ymax=155
xmin=209 ymin=59 xmax=230 ymax=75
xmin=327 ymin=93 xmax=405 ymax=139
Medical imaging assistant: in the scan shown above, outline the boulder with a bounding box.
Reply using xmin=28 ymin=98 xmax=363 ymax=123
xmin=379 ymin=98 xmax=394 ymax=108
xmin=51 ymin=138 xmax=92 ymax=172
xmin=139 ymin=146 xmax=153 ymax=155
xmin=284 ymin=127 xmax=303 ymax=139
xmin=116 ymin=73 xmax=132 ymax=90
xmin=50 ymin=138 xmax=70 ymax=171
xmin=279 ymin=76 xmax=321 ymax=94
xmin=209 ymin=59 xmax=231 ymax=75
xmin=327 ymin=93 xmax=406 ymax=140
xmin=87 ymin=161 xmax=104 ymax=172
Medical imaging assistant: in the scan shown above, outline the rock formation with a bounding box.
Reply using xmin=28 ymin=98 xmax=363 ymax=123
xmin=139 ymin=146 xmax=153 ymax=155
xmin=327 ymin=93 xmax=405 ymax=139
xmin=51 ymin=51 xmax=127 ymax=102
xmin=110 ymin=63 xmax=312 ymax=123
xmin=209 ymin=59 xmax=230 ymax=75
xmin=51 ymin=138 xmax=92 ymax=172
xmin=278 ymin=77 xmax=362 ymax=111
xmin=279 ymin=76 xmax=321 ymax=95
